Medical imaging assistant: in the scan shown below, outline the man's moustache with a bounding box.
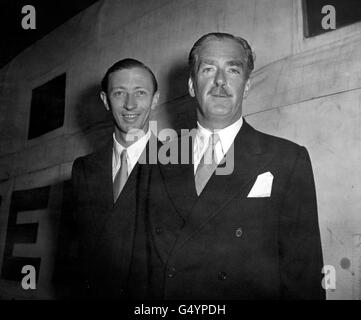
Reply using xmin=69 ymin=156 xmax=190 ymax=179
xmin=208 ymin=87 xmax=230 ymax=97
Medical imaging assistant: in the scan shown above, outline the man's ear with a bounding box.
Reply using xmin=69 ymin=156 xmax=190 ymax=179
xmin=188 ymin=77 xmax=195 ymax=97
xmin=243 ymin=78 xmax=251 ymax=99
xmin=100 ymin=91 xmax=110 ymax=111
xmin=151 ymin=91 xmax=160 ymax=110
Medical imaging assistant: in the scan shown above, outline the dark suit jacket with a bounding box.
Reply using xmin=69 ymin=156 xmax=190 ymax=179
xmin=145 ymin=120 xmax=325 ymax=300
xmin=67 ymin=137 xmax=153 ymax=299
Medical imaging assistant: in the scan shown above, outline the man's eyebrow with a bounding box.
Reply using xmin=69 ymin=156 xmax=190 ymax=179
xmin=200 ymin=58 xmax=217 ymax=65
xmin=199 ymin=59 xmax=244 ymax=67
xmin=226 ymin=60 xmax=244 ymax=67
xmin=110 ymin=86 xmax=126 ymax=90
xmin=134 ymin=86 xmax=148 ymax=90
xmin=110 ymin=86 xmax=148 ymax=90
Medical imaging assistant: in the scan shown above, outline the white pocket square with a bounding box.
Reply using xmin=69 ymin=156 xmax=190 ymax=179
xmin=247 ymin=171 xmax=273 ymax=198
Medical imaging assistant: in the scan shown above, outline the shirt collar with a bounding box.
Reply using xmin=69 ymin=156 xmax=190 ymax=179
xmin=113 ymin=129 xmax=151 ymax=169
xmin=196 ymin=116 xmax=243 ymax=154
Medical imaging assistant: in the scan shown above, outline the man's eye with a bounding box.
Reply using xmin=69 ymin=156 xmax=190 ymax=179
xmin=202 ymin=67 xmax=214 ymax=73
xmin=135 ymin=90 xmax=147 ymax=97
xmin=113 ymin=91 xmax=125 ymax=97
xmin=229 ymin=68 xmax=241 ymax=74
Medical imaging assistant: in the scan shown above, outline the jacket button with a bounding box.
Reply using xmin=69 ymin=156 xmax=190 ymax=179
xmin=155 ymin=226 xmax=163 ymax=234
xmin=218 ymin=271 xmax=227 ymax=280
xmin=235 ymin=227 xmax=243 ymax=238
xmin=168 ymin=267 xmax=176 ymax=278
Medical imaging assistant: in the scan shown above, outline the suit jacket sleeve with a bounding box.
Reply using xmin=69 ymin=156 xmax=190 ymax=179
xmin=53 ymin=157 xmax=86 ymax=299
xmin=66 ymin=157 xmax=89 ymax=298
xmin=279 ymin=146 xmax=325 ymax=299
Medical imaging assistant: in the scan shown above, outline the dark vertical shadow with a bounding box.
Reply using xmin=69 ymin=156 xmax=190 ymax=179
xmin=73 ymin=82 xmax=113 ymax=151
xmin=162 ymin=59 xmax=197 ymax=135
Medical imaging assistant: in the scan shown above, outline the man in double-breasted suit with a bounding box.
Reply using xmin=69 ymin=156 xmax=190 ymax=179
xmin=144 ymin=33 xmax=325 ymax=299
xmin=67 ymin=58 xmax=159 ymax=299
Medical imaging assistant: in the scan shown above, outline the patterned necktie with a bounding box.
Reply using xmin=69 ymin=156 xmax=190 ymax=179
xmin=195 ymin=133 xmax=220 ymax=195
xmin=113 ymin=149 xmax=128 ymax=202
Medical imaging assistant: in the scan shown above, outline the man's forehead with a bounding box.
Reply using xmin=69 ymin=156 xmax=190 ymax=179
xmin=110 ymin=67 xmax=151 ymax=79
xmin=109 ymin=67 xmax=153 ymax=87
xmin=197 ymin=39 xmax=247 ymax=62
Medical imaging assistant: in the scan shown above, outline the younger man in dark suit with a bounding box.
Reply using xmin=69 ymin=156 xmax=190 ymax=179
xmin=145 ymin=33 xmax=325 ymax=299
xmin=68 ymin=58 xmax=159 ymax=299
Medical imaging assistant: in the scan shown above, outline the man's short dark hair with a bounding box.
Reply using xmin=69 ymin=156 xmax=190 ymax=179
xmin=188 ymin=32 xmax=255 ymax=79
xmin=101 ymin=58 xmax=158 ymax=93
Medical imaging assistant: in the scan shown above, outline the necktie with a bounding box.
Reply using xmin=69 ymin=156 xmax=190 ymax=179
xmin=195 ymin=133 xmax=220 ymax=195
xmin=113 ymin=149 xmax=128 ymax=202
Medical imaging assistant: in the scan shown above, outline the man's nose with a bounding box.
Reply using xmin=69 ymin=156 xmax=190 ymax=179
xmin=124 ymin=93 xmax=136 ymax=110
xmin=214 ymin=69 xmax=226 ymax=86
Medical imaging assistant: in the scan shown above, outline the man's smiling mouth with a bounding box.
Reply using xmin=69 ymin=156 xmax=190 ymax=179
xmin=123 ymin=113 xmax=140 ymax=121
xmin=211 ymin=93 xmax=229 ymax=98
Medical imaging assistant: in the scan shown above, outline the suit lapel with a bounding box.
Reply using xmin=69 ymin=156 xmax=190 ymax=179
xmin=100 ymin=164 xmax=141 ymax=295
xmin=87 ymin=140 xmax=114 ymax=218
xmin=172 ymin=121 xmax=274 ymax=253
xmin=97 ymin=138 xmax=154 ymax=293
xmin=158 ymin=135 xmax=197 ymax=220
xmin=91 ymin=134 xmax=155 ymax=212
xmin=102 ymin=135 xmax=155 ymax=228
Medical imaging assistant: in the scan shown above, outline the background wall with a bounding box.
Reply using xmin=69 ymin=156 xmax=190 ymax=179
xmin=0 ymin=0 xmax=360 ymax=299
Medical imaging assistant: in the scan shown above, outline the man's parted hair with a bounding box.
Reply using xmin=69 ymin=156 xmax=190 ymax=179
xmin=188 ymin=32 xmax=255 ymax=79
xmin=101 ymin=58 xmax=158 ymax=93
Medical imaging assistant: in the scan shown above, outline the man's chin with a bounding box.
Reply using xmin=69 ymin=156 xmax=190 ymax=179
xmin=208 ymin=107 xmax=232 ymax=117
xmin=118 ymin=122 xmax=141 ymax=134
xmin=202 ymin=110 xmax=242 ymax=128
xmin=116 ymin=123 xmax=145 ymax=137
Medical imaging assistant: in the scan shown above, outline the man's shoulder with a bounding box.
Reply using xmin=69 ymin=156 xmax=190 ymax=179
xmin=249 ymin=122 xmax=306 ymax=155
xmin=72 ymin=140 xmax=112 ymax=169
xmin=248 ymin=124 xmax=314 ymax=181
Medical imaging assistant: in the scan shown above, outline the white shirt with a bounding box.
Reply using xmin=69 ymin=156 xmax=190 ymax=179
xmin=112 ymin=130 xmax=151 ymax=181
xmin=194 ymin=117 xmax=243 ymax=173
